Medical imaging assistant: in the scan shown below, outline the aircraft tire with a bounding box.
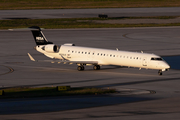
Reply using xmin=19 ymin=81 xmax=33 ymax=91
xmin=81 ymin=66 xmax=84 ymax=70
xmin=93 ymin=65 xmax=98 ymax=70
xmin=93 ymin=65 xmax=100 ymax=70
xmin=97 ymin=65 xmax=100 ymax=70
xmin=158 ymin=70 xmax=162 ymax=75
xmin=77 ymin=66 xmax=84 ymax=71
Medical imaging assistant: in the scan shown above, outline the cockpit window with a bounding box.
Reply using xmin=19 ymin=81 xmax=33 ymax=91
xmin=151 ymin=58 xmax=163 ymax=61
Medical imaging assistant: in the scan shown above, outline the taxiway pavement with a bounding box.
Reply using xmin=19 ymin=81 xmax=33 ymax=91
xmin=0 ymin=27 xmax=180 ymax=119
xmin=1 ymin=7 xmax=180 ymax=20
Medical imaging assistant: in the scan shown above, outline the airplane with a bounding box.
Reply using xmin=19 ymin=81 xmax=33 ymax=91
xmin=24 ymin=26 xmax=170 ymax=75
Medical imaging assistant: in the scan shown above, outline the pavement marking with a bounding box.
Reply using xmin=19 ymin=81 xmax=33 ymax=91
xmin=0 ymin=65 xmax=14 ymax=76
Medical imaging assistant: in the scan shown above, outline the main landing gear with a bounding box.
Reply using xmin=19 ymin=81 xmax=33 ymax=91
xmin=77 ymin=65 xmax=100 ymax=71
xmin=158 ymin=70 xmax=162 ymax=75
xmin=93 ymin=65 xmax=100 ymax=70
xmin=77 ymin=66 xmax=84 ymax=71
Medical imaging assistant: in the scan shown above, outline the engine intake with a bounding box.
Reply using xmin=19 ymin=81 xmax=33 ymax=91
xmin=42 ymin=44 xmax=59 ymax=53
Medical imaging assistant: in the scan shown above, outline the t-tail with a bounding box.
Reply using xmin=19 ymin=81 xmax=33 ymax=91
xmin=29 ymin=26 xmax=53 ymax=45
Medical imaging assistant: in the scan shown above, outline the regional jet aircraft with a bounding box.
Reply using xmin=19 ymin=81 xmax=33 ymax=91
xmin=26 ymin=26 xmax=170 ymax=75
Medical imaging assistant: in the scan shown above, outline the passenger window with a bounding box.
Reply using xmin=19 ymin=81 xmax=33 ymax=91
xmin=113 ymin=55 xmax=115 ymax=57
xmin=68 ymin=50 xmax=70 ymax=52
xmin=82 ymin=52 xmax=83 ymax=54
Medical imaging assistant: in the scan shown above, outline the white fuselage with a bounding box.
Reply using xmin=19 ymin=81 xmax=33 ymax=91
xmin=35 ymin=45 xmax=170 ymax=71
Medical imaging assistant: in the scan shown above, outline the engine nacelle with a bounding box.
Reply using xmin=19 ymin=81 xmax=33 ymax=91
xmin=42 ymin=44 xmax=59 ymax=53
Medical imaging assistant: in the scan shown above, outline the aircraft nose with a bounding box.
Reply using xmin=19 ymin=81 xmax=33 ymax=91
xmin=166 ymin=64 xmax=170 ymax=69
xmin=164 ymin=62 xmax=170 ymax=69
xmin=159 ymin=62 xmax=170 ymax=71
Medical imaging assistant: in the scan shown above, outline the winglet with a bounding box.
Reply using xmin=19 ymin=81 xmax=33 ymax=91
xmin=27 ymin=53 xmax=35 ymax=61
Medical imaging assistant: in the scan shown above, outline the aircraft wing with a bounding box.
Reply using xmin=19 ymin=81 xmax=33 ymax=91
xmin=27 ymin=53 xmax=98 ymax=65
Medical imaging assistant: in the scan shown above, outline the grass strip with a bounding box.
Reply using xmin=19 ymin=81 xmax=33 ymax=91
xmin=0 ymin=0 xmax=180 ymax=10
xmin=0 ymin=87 xmax=116 ymax=99
xmin=1 ymin=17 xmax=180 ymax=29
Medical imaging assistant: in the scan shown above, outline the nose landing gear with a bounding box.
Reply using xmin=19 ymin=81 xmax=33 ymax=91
xmin=158 ymin=70 xmax=162 ymax=75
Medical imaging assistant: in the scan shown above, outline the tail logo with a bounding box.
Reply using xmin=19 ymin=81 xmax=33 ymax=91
xmin=36 ymin=37 xmax=44 ymax=41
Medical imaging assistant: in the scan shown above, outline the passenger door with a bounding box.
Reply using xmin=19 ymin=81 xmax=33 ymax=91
xmin=142 ymin=57 xmax=147 ymax=66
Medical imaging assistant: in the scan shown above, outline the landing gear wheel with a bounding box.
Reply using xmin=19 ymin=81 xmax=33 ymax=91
xmin=158 ymin=70 xmax=162 ymax=75
xmin=93 ymin=65 xmax=100 ymax=70
xmin=77 ymin=66 xmax=81 ymax=71
xmin=97 ymin=65 xmax=100 ymax=70
xmin=93 ymin=65 xmax=97 ymax=70
xmin=77 ymin=66 xmax=84 ymax=71
xmin=81 ymin=66 xmax=84 ymax=70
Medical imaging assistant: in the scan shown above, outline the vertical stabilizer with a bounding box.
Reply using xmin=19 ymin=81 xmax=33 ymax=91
xmin=29 ymin=26 xmax=53 ymax=45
